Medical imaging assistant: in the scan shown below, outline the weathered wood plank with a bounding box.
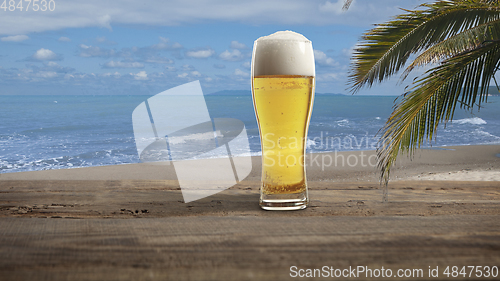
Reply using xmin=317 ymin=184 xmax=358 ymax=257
xmin=1 ymin=180 xmax=499 ymax=218
xmin=0 ymin=179 xmax=499 ymax=280
xmin=0 ymin=216 xmax=499 ymax=281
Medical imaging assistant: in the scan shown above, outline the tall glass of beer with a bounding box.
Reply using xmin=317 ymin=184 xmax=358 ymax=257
xmin=251 ymin=31 xmax=315 ymax=210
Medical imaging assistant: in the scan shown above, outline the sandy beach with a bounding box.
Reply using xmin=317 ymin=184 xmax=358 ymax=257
xmin=2 ymin=144 xmax=499 ymax=182
xmin=0 ymin=144 xmax=499 ymax=280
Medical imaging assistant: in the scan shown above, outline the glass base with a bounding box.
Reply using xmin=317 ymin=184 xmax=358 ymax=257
xmin=259 ymin=191 xmax=308 ymax=211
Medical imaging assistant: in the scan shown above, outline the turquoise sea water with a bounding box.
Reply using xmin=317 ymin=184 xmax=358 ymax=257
xmin=1 ymin=94 xmax=499 ymax=173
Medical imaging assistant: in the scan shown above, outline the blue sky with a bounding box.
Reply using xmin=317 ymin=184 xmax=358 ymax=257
xmin=0 ymin=0 xmax=426 ymax=95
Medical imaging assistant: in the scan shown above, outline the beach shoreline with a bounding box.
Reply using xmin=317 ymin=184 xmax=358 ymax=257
xmin=2 ymin=144 xmax=499 ymax=182
xmin=1 ymin=143 xmax=499 ymax=219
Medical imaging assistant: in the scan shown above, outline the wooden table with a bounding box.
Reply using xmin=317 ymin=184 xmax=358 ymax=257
xmin=1 ymin=179 xmax=499 ymax=280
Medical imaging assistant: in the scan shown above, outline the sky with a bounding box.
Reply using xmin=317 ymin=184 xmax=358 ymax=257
xmin=0 ymin=0 xmax=427 ymax=95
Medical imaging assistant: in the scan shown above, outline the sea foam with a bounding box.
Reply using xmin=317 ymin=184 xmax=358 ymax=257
xmin=454 ymin=117 xmax=487 ymax=125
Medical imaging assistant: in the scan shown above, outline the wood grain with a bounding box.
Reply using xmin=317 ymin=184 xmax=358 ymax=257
xmin=0 ymin=179 xmax=499 ymax=280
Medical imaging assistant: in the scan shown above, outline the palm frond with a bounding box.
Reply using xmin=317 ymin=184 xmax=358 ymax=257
xmin=343 ymin=0 xmax=353 ymax=11
xmin=377 ymin=41 xmax=500 ymax=182
xmin=349 ymin=0 xmax=500 ymax=93
xmin=403 ymin=18 xmax=500 ymax=79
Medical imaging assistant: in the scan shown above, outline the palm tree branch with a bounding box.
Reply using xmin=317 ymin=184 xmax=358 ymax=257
xmin=377 ymin=41 xmax=500 ymax=182
xmin=349 ymin=1 xmax=500 ymax=93
xmin=403 ymin=18 xmax=500 ymax=80
xmin=343 ymin=0 xmax=353 ymax=11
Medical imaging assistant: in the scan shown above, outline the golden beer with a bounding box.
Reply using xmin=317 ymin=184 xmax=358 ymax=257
xmin=252 ymin=31 xmax=315 ymax=210
xmin=253 ymin=75 xmax=314 ymax=194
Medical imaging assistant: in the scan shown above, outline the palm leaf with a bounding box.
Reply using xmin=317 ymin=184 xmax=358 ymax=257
xmin=377 ymin=41 xmax=500 ymax=182
xmin=343 ymin=0 xmax=353 ymax=11
xmin=403 ymin=18 xmax=500 ymax=79
xmin=349 ymin=0 xmax=500 ymax=93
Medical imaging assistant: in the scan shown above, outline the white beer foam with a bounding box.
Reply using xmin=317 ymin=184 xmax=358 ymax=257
xmin=252 ymin=31 xmax=315 ymax=77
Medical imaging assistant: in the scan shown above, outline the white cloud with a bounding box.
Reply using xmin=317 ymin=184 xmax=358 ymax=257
xmin=317 ymin=72 xmax=340 ymax=81
xmin=171 ymin=42 xmax=183 ymax=49
xmin=230 ymin=41 xmax=247 ymax=49
xmin=0 ymin=0 xmax=420 ymax=35
xmin=133 ymin=70 xmax=148 ymax=80
xmin=319 ymin=0 xmax=345 ymax=15
xmin=143 ymin=56 xmax=174 ymax=64
xmin=152 ymin=37 xmax=169 ymax=49
xmin=98 ymin=14 xmax=112 ymax=30
xmin=45 ymin=61 xmax=59 ymax=67
xmin=32 ymin=48 xmax=59 ymax=61
xmin=182 ymin=64 xmax=195 ymax=71
xmin=176 ymin=71 xmax=202 ymax=79
xmin=103 ymin=60 xmax=144 ymax=68
xmin=164 ymin=65 xmax=176 ymax=71
xmin=36 ymin=71 xmax=58 ymax=78
xmin=4 ymin=62 xmax=74 ymax=82
xmin=63 ymin=73 xmax=89 ymax=80
xmin=151 ymin=37 xmax=183 ymax=50
xmin=342 ymin=44 xmax=357 ymax=57
xmin=219 ymin=49 xmax=244 ymax=61
xmin=186 ymin=48 xmax=215 ymax=58
xmin=58 ymin=36 xmax=71 ymax=42
xmin=234 ymin=68 xmax=249 ymax=77
xmin=41 ymin=61 xmax=74 ymax=73
xmin=191 ymin=71 xmax=202 ymax=77
xmin=1 ymin=35 xmax=29 ymax=42
xmin=314 ymin=50 xmax=337 ymax=67
xmin=102 ymin=72 xmax=121 ymax=78
xmin=241 ymin=61 xmax=251 ymax=69
xmin=96 ymin=36 xmax=107 ymax=43
xmin=79 ymin=44 xmax=116 ymax=58
xmin=77 ymin=41 xmax=177 ymax=63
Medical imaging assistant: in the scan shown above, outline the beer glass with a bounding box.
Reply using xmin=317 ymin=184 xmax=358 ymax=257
xmin=251 ymin=31 xmax=315 ymax=210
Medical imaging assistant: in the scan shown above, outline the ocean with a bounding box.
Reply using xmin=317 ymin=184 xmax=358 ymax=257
xmin=1 ymin=94 xmax=500 ymax=173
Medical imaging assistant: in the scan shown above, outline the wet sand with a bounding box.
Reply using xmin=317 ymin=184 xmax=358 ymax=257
xmin=0 ymin=145 xmax=499 ymax=280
